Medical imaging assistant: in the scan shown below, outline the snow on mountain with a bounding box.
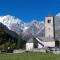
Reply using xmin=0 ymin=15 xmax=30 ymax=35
xmin=31 ymin=20 xmax=44 ymax=35
xmin=0 ymin=15 xmax=20 ymax=29
xmin=0 ymin=13 xmax=60 ymax=40
xmin=0 ymin=15 xmax=25 ymax=34
xmin=0 ymin=14 xmax=44 ymax=38
xmin=22 ymin=20 xmax=44 ymax=40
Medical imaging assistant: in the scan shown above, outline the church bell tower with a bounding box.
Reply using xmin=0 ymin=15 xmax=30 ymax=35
xmin=45 ymin=15 xmax=55 ymax=39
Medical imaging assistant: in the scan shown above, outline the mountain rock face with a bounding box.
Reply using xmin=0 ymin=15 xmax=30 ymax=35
xmin=0 ymin=15 xmax=25 ymax=34
xmin=0 ymin=15 xmax=44 ymax=38
xmin=22 ymin=20 xmax=44 ymax=40
xmin=0 ymin=13 xmax=60 ymax=40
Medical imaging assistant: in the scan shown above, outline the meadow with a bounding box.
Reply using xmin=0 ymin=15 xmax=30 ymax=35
xmin=0 ymin=52 xmax=60 ymax=60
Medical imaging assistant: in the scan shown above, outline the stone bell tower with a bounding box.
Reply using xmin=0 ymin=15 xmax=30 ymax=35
xmin=45 ymin=15 xmax=55 ymax=39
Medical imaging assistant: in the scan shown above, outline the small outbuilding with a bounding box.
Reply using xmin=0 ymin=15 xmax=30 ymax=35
xmin=26 ymin=38 xmax=38 ymax=50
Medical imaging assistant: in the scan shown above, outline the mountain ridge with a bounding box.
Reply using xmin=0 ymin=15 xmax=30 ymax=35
xmin=0 ymin=13 xmax=60 ymax=40
xmin=0 ymin=15 xmax=44 ymax=35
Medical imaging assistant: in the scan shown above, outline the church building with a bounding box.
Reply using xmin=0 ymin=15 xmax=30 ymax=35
xmin=26 ymin=15 xmax=60 ymax=50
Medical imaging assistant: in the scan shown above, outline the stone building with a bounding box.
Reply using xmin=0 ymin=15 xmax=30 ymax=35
xmin=26 ymin=15 xmax=56 ymax=50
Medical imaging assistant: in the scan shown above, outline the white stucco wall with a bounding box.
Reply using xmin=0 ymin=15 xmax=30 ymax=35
xmin=38 ymin=41 xmax=55 ymax=48
xmin=44 ymin=41 xmax=55 ymax=47
xmin=26 ymin=43 xmax=34 ymax=50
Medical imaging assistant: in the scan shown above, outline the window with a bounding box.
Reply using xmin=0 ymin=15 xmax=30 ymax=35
xmin=47 ymin=20 xmax=51 ymax=23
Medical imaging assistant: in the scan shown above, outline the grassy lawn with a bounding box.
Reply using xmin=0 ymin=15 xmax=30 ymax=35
xmin=0 ymin=52 xmax=60 ymax=60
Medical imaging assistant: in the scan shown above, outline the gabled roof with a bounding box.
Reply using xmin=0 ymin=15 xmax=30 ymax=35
xmin=26 ymin=38 xmax=34 ymax=43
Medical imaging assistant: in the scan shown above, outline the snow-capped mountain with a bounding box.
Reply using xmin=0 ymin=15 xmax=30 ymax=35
xmin=0 ymin=13 xmax=60 ymax=40
xmin=0 ymin=13 xmax=60 ymax=38
xmin=0 ymin=15 xmax=25 ymax=34
xmin=0 ymin=15 xmax=44 ymax=36
xmin=22 ymin=20 xmax=44 ymax=40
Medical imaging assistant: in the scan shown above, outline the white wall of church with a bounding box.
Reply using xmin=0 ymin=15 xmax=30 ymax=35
xmin=25 ymin=16 xmax=55 ymax=50
xmin=26 ymin=43 xmax=34 ymax=50
xmin=38 ymin=41 xmax=55 ymax=48
xmin=44 ymin=41 xmax=55 ymax=47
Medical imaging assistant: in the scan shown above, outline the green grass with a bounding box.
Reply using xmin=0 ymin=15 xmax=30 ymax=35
xmin=0 ymin=52 xmax=60 ymax=60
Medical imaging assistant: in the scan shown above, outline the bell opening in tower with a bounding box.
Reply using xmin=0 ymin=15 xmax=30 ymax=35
xmin=47 ymin=19 xmax=51 ymax=23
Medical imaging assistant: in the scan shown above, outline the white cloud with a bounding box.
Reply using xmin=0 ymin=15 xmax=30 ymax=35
xmin=56 ymin=13 xmax=60 ymax=17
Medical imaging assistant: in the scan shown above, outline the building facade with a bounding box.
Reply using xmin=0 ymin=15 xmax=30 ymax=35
xmin=26 ymin=15 xmax=56 ymax=50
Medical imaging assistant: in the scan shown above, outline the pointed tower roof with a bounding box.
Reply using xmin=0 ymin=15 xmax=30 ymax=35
xmin=47 ymin=12 xmax=52 ymax=17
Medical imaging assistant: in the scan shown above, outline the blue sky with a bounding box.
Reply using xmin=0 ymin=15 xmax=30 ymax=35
xmin=0 ymin=0 xmax=60 ymax=22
